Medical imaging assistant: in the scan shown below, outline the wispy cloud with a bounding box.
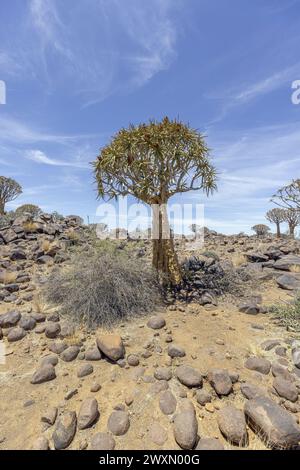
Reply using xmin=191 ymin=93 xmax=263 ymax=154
xmin=27 ymin=0 xmax=179 ymax=105
xmin=25 ymin=149 xmax=90 ymax=168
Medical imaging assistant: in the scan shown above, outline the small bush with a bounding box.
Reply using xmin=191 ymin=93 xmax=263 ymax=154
xmin=43 ymin=248 xmax=162 ymax=327
xmin=201 ymin=250 xmax=220 ymax=261
xmin=270 ymin=294 xmax=300 ymax=331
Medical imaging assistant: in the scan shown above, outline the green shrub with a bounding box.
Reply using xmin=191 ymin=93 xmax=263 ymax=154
xmin=43 ymin=248 xmax=162 ymax=327
xmin=201 ymin=250 xmax=220 ymax=261
xmin=270 ymin=294 xmax=300 ymax=331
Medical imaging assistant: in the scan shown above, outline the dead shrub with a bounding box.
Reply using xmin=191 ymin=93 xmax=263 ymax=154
xmin=43 ymin=248 xmax=162 ymax=327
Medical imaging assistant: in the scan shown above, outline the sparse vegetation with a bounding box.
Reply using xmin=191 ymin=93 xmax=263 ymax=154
xmin=15 ymin=204 xmax=42 ymax=217
xmin=270 ymin=294 xmax=300 ymax=331
xmin=43 ymin=248 xmax=163 ymax=327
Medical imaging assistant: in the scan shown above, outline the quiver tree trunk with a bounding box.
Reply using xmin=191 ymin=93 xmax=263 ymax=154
xmin=0 ymin=200 xmax=4 ymax=216
xmin=276 ymin=222 xmax=281 ymax=238
xmin=289 ymin=223 xmax=295 ymax=238
xmin=152 ymin=204 xmax=182 ymax=286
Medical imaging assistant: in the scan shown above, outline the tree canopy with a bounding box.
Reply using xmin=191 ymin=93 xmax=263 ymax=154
xmin=94 ymin=117 xmax=217 ymax=204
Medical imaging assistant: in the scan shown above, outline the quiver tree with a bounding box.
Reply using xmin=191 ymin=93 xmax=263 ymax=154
xmin=272 ymin=179 xmax=300 ymax=210
xmin=0 ymin=177 xmax=22 ymax=215
xmin=282 ymin=209 xmax=300 ymax=238
xmin=251 ymin=224 xmax=270 ymax=238
xmin=15 ymin=204 xmax=42 ymax=218
xmin=265 ymin=208 xmax=285 ymax=238
xmin=93 ymin=117 xmax=217 ymax=285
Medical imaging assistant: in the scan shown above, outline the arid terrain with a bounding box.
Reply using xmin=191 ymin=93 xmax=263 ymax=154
xmin=1 ymin=214 xmax=300 ymax=451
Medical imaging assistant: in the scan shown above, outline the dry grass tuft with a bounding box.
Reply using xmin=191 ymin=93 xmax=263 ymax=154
xmin=23 ymin=221 xmax=38 ymax=233
xmin=289 ymin=264 xmax=300 ymax=273
xmin=0 ymin=270 xmax=18 ymax=285
xmin=232 ymin=253 xmax=247 ymax=267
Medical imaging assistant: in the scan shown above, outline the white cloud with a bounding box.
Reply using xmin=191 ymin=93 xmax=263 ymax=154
xmin=25 ymin=150 xmax=90 ymax=168
xmin=27 ymin=0 xmax=178 ymax=105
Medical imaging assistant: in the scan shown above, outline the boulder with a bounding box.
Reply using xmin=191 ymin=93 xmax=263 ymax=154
xmin=78 ymin=398 xmax=99 ymax=430
xmin=173 ymin=409 xmax=198 ymax=450
xmin=7 ymin=327 xmax=26 ymax=342
xmin=159 ymin=390 xmax=177 ymax=415
xmin=107 ymin=411 xmax=130 ymax=436
xmin=217 ymin=405 xmax=247 ymax=445
xmin=244 ymin=357 xmax=271 ymax=375
xmin=96 ymin=334 xmax=125 ymax=361
xmin=31 ymin=364 xmax=56 ymax=384
xmin=176 ymin=365 xmax=203 ymax=388
xmin=273 ymin=377 xmax=298 ymax=402
xmin=167 ymin=344 xmax=186 ymax=358
xmin=244 ymin=396 xmax=300 ymax=449
xmin=208 ymin=369 xmax=232 ymax=396
xmin=52 ymin=411 xmax=77 ymax=450
xmin=0 ymin=310 xmax=21 ymax=328
xmin=147 ymin=315 xmax=166 ymax=330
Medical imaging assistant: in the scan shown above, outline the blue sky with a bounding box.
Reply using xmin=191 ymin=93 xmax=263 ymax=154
xmin=0 ymin=0 xmax=300 ymax=234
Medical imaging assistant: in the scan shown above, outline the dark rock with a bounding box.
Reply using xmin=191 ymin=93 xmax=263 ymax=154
xmin=107 ymin=411 xmax=130 ymax=436
xmin=7 ymin=327 xmax=26 ymax=342
xmin=168 ymin=344 xmax=186 ymax=358
xmin=60 ymin=345 xmax=80 ymax=362
xmin=244 ymin=396 xmax=300 ymax=449
xmin=176 ymin=365 xmax=203 ymax=388
xmin=127 ymin=354 xmax=140 ymax=367
xmin=85 ymin=346 xmax=102 ymax=361
xmin=196 ymin=389 xmax=212 ymax=405
xmin=217 ymin=405 xmax=247 ymax=445
xmin=277 ymin=274 xmax=300 ymax=290
xmin=273 ymin=377 xmax=298 ymax=402
xmin=147 ymin=315 xmax=166 ymax=330
xmin=0 ymin=310 xmax=21 ymax=328
xmin=239 ymin=302 xmax=259 ymax=315
xmin=77 ymin=363 xmax=93 ymax=378
xmin=208 ymin=369 xmax=232 ymax=396
xmin=31 ymin=364 xmax=56 ymax=384
xmin=261 ymin=339 xmax=281 ymax=351
xmin=78 ymin=398 xmax=99 ymax=430
xmin=19 ymin=315 xmax=36 ymax=331
xmin=240 ymin=382 xmax=267 ymax=400
xmin=52 ymin=411 xmax=77 ymax=450
xmin=154 ymin=367 xmax=172 ymax=381
xmin=159 ymin=390 xmax=177 ymax=415
xmin=244 ymin=357 xmax=271 ymax=375
xmin=173 ymin=409 xmax=198 ymax=450
xmin=45 ymin=322 xmax=61 ymax=339
xmin=40 ymin=355 xmax=59 ymax=367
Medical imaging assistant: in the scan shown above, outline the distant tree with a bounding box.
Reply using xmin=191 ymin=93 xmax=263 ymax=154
xmin=0 ymin=176 xmax=22 ymax=215
xmin=251 ymin=224 xmax=271 ymax=237
xmin=15 ymin=204 xmax=42 ymax=218
xmin=52 ymin=211 xmax=64 ymax=222
xmin=93 ymin=117 xmax=217 ymax=284
xmin=272 ymin=179 xmax=300 ymax=210
xmin=189 ymin=223 xmax=203 ymax=239
xmin=265 ymin=208 xmax=285 ymax=238
xmin=282 ymin=208 xmax=300 ymax=238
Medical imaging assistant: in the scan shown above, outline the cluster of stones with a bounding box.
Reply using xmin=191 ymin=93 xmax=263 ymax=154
xmin=244 ymin=244 xmax=300 ymax=291
xmin=0 ymin=213 xmax=90 ymax=304
xmin=10 ymin=313 xmax=297 ymax=450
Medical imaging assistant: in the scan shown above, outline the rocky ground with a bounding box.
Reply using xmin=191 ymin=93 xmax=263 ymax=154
xmin=1 ymin=215 xmax=300 ymax=450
